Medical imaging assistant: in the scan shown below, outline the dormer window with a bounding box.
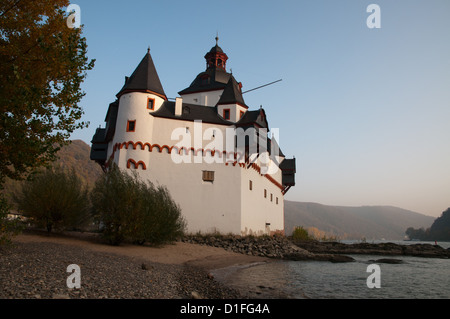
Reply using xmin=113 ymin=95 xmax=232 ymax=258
xmin=223 ymin=109 xmax=230 ymax=120
xmin=147 ymin=98 xmax=155 ymax=110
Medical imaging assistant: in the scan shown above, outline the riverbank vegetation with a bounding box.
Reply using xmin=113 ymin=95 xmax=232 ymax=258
xmin=406 ymin=208 xmax=450 ymax=241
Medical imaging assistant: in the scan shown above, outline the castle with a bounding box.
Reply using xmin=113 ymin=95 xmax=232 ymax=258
xmin=90 ymin=39 xmax=296 ymax=236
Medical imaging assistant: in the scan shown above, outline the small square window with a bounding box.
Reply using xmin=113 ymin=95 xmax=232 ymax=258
xmin=202 ymin=171 xmax=214 ymax=182
xmin=223 ymin=109 xmax=230 ymax=120
xmin=127 ymin=120 xmax=136 ymax=132
xmin=147 ymin=98 xmax=155 ymax=110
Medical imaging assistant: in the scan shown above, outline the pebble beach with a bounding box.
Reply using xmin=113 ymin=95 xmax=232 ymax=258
xmin=0 ymin=231 xmax=266 ymax=299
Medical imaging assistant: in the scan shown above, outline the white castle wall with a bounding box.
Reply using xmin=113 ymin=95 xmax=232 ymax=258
xmin=107 ymin=91 xmax=286 ymax=236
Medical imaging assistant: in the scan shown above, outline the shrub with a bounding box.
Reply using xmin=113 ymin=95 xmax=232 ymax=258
xmin=291 ymin=226 xmax=314 ymax=242
xmin=90 ymin=164 xmax=185 ymax=246
xmin=15 ymin=167 xmax=90 ymax=233
xmin=0 ymin=193 xmax=22 ymax=246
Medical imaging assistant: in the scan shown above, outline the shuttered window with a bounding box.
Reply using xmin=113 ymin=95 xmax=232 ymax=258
xmin=202 ymin=171 xmax=215 ymax=182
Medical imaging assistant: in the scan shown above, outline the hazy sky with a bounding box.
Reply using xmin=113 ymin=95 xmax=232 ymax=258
xmin=70 ymin=0 xmax=450 ymax=217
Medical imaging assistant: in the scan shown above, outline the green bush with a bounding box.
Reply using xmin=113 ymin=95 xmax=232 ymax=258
xmin=291 ymin=226 xmax=314 ymax=242
xmin=90 ymin=164 xmax=185 ymax=246
xmin=15 ymin=167 xmax=90 ymax=233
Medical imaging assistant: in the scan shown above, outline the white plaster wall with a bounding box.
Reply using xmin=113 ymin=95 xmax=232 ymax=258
xmin=240 ymin=168 xmax=284 ymax=236
xmin=217 ymin=103 xmax=248 ymax=123
xmin=180 ymin=90 xmax=223 ymax=107
xmin=126 ymin=150 xmax=242 ymax=234
xmin=113 ymin=92 xmax=165 ymax=147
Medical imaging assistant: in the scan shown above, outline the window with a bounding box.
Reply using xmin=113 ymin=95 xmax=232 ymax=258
xmin=276 ymin=197 xmax=279 ymax=205
xmin=127 ymin=120 xmax=136 ymax=132
xmin=223 ymin=109 xmax=230 ymax=120
xmin=264 ymin=189 xmax=267 ymax=198
xmin=202 ymin=171 xmax=215 ymax=182
xmin=147 ymin=98 xmax=155 ymax=110
xmin=249 ymin=180 xmax=253 ymax=191
xmin=270 ymin=194 xmax=273 ymax=202
xmin=240 ymin=111 xmax=245 ymax=119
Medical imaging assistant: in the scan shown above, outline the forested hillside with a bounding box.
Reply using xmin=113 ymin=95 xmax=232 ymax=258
xmin=285 ymin=201 xmax=436 ymax=240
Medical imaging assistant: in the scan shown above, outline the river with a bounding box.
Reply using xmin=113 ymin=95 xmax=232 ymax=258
xmin=212 ymin=241 xmax=450 ymax=299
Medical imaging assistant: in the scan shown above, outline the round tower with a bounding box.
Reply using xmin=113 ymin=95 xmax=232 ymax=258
xmin=114 ymin=48 xmax=167 ymax=145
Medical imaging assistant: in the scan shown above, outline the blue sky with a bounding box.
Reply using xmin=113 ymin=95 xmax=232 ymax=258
xmin=71 ymin=0 xmax=450 ymax=217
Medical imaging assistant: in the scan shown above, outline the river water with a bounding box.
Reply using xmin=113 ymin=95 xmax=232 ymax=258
xmin=213 ymin=241 xmax=450 ymax=299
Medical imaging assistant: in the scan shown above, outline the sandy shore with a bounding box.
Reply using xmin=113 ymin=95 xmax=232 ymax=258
xmin=0 ymin=231 xmax=269 ymax=299
xmin=13 ymin=231 xmax=268 ymax=271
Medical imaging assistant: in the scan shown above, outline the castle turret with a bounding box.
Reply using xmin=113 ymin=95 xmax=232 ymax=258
xmin=114 ymin=48 xmax=167 ymax=144
xmin=216 ymin=75 xmax=248 ymax=122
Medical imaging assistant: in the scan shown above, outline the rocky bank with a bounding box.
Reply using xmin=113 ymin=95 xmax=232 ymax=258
xmin=182 ymin=235 xmax=450 ymax=262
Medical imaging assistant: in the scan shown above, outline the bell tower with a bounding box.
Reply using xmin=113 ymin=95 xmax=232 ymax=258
xmin=204 ymin=36 xmax=229 ymax=71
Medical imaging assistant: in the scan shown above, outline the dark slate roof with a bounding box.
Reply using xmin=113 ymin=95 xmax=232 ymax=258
xmin=90 ymin=128 xmax=108 ymax=164
xmin=117 ymin=49 xmax=166 ymax=99
xmin=152 ymin=101 xmax=232 ymax=125
xmin=209 ymin=44 xmax=224 ymax=54
xmin=280 ymin=158 xmax=296 ymax=187
xmin=236 ymin=108 xmax=269 ymax=129
xmin=217 ymin=75 xmax=247 ymax=107
xmin=269 ymin=138 xmax=285 ymax=158
xmin=104 ymin=100 xmax=119 ymax=142
xmin=178 ymin=67 xmax=231 ymax=95
xmin=280 ymin=158 xmax=296 ymax=172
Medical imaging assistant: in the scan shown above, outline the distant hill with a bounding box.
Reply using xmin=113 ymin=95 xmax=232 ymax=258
xmin=284 ymin=201 xmax=436 ymax=240
xmin=2 ymin=140 xmax=103 ymax=207
xmin=54 ymin=139 xmax=103 ymax=187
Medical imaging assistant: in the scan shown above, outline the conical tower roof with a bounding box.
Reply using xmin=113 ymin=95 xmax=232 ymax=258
xmin=117 ymin=48 xmax=167 ymax=100
xmin=217 ymin=75 xmax=247 ymax=108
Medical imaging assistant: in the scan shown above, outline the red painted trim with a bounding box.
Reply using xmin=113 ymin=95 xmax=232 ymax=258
xmin=118 ymin=89 xmax=168 ymax=101
xmin=108 ymin=140 xmax=285 ymax=191
xmin=127 ymin=158 xmax=146 ymax=170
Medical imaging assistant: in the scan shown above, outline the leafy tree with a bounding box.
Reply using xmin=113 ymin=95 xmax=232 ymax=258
xmin=91 ymin=164 xmax=186 ymax=246
xmin=15 ymin=167 xmax=90 ymax=232
xmin=405 ymin=208 xmax=450 ymax=241
xmin=429 ymin=208 xmax=450 ymax=241
xmin=0 ymin=0 xmax=95 ymax=184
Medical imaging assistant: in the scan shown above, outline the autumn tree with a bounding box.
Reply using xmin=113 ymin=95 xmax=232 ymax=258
xmin=0 ymin=0 xmax=95 ymax=184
